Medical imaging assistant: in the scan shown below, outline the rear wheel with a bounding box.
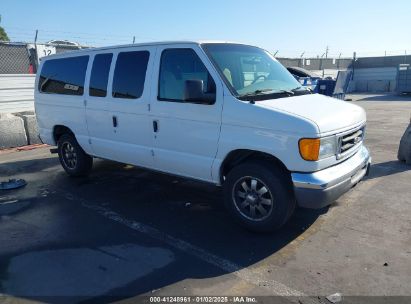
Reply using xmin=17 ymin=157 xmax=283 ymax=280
xmin=224 ymin=161 xmax=295 ymax=232
xmin=57 ymin=134 xmax=93 ymax=177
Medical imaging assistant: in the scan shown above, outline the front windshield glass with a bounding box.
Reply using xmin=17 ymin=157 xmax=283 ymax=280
xmin=202 ymin=43 xmax=301 ymax=98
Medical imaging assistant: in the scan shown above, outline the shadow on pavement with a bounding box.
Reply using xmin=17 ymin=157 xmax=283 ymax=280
xmin=0 ymin=157 xmax=328 ymax=303
xmin=365 ymin=160 xmax=410 ymax=180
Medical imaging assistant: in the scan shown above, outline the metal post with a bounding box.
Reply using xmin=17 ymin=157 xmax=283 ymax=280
xmin=132 ymin=36 xmax=135 ymax=44
xmin=352 ymin=52 xmax=356 ymax=81
xmin=319 ymin=53 xmax=325 ymax=76
xmin=337 ymin=53 xmax=342 ymax=70
xmin=34 ymin=30 xmax=39 ymax=66
xmin=299 ymin=52 xmax=305 ymax=67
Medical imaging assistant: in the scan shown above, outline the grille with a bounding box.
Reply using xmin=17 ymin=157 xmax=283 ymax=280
xmin=339 ymin=127 xmax=364 ymax=155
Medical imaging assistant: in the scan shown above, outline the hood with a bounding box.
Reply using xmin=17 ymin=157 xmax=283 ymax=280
xmin=257 ymin=94 xmax=366 ymax=135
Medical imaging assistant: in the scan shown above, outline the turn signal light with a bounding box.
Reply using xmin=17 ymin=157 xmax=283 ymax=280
xmin=299 ymin=138 xmax=320 ymax=161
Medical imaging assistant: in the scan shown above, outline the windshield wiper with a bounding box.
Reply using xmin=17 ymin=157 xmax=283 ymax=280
xmin=238 ymin=89 xmax=297 ymax=103
xmin=291 ymin=86 xmax=313 ymax=94
xmin=239 ymin=89 xmax=295 ymax=98
xmin=238 ymin=89 xmax=277 ymax=98
xmin=275 ymin=89 xmax=294 ymax=95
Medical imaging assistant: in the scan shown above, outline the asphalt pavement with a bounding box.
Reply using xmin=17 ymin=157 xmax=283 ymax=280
xmin=0 ymin=94 xmax=410 ymax=304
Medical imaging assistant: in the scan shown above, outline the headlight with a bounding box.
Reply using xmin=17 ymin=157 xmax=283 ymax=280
xmin=299 ymin=136 xmax=338 ymax=161
xmin=319 ymin=136 xmax=338 ymax=159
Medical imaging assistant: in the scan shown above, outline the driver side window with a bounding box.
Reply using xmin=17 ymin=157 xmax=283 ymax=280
xmin=158 ymin=48 xmax=216 ymax=103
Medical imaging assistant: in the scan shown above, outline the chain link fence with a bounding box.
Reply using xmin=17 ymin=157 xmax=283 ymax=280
xmin=0 ymin=41 xmax=89 ymax=74
xmin=1 ymin=40 xmax=411 ymax=75
xmin=0 ymin=42 xmax=31 ymax=74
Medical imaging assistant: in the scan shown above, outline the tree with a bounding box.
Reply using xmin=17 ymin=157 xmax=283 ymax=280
xmin=0 ymin=15 xmax=9 ymax=41
xmin=0 ymin=26 xmax=9 ymax=41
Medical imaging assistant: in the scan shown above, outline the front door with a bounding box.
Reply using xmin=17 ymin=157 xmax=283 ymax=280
xmin=150 ymin=45 xmax=223 ymax=182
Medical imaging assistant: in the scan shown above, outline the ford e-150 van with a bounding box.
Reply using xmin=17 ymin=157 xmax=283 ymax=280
xmin=35 ymin=41 xmax=371 ymax=232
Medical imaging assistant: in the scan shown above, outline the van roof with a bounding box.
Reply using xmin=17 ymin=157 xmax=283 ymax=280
xmin=41 ymin=40 xmax=249 ymax=60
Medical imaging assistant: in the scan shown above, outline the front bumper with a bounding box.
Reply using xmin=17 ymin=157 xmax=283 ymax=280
xmin=291 ymin=145 xmax=371 ymax=209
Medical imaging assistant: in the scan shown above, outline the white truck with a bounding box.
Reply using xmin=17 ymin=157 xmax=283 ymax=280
xmin=35 ymin=41 xmax=371 ymax=232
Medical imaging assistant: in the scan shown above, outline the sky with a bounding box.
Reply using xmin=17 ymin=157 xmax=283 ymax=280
xmin=1 ymin=0 xmax=410 ymax=58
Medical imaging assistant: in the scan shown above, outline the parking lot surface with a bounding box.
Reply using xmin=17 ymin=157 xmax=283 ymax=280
xmin=1 ymin=94 xmax=411 ymax=303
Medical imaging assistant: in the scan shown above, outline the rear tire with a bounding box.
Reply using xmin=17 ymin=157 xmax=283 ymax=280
xmin=57 ymin=134 xmax=93 ymax=177
xmin=223 ymin=161 xmax=295 ymax=232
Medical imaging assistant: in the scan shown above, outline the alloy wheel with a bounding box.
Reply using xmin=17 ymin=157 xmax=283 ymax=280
xmin=232 ymin=176 xmax=274 ymax=221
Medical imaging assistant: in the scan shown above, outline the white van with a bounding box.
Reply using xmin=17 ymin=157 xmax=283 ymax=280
xmin=35 ymin=41 xmax=371 ymax=231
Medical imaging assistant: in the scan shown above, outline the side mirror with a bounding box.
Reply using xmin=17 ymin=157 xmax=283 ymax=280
xmin=184 ymin=79 xmax=215 ymax=104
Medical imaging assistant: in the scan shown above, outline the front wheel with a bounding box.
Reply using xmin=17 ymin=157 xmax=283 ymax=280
xmin=224 ymin=161 xmax=295 ymax=232
xmin=57 ymin=134 xmax=93 ymax=177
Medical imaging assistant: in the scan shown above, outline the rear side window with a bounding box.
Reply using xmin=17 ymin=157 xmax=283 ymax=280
xmin=112 ymin=51 xmax=149 ymax=99
xmin=89 ymin=53 xmax=113 ymax=97
xmin=38 ymin=56 xmax=89 ymax=95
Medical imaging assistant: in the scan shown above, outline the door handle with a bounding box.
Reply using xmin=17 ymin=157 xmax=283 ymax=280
xmin=112 ymin=116 xmax=118 ymax=128
xmin=153 ymin=120 xmax=159 ymax=133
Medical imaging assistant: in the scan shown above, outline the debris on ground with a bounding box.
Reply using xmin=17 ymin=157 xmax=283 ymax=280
xmin=0 ymin=179 xmax=27 ymax=190
xmin=383 ymin=262 xmax=388 ymax=266
xmin=16 ymin=144 xmax=49 ymax=152
xmin=0 ymin=144 xmax=49 ymax=154
xmin=151 ymin=288 xmax=161 ymax=293
xmin=184 ymin=202 xmax=191 ymax=208
xmin=326 ymin=293 xmax=342 ymax=303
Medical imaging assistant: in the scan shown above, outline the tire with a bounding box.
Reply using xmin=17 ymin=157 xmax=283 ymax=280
xmin=57 ymin=133 xmax=93 ymax=177
xmin=223 ymin=160 xmax=296 ymax=232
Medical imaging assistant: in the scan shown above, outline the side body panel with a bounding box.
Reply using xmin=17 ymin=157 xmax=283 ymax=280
xmin=212 ymin=94 xmax=320 ymax=182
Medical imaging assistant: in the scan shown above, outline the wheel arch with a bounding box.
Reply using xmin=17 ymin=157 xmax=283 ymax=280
xmin=53 ymin=125 xmax=75 ymax=144
xmin=219 ymin=149 xmax=291 ymax=184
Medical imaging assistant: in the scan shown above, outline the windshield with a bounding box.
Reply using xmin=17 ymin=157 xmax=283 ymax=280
xmin=202 ymin=43 xmax=302 ymax=98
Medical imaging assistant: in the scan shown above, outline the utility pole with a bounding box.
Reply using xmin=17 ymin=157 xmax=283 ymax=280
xmin=337 ymin=52 xmax=342 ymax=70
xmin=325 ymin=46 xmax=329 ymax=59
xmin=132 ymin=36 xmax=135 ymax=44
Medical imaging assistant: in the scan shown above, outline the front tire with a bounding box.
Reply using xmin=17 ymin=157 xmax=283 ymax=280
xmin=224 ymin=161 xmax=295 ymax=232
xmin=57 ymin=134 xmax=93 ymax=177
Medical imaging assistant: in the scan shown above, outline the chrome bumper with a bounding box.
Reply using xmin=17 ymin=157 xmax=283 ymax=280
xmin=291 ymin=145 xmax=371 ymax=209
